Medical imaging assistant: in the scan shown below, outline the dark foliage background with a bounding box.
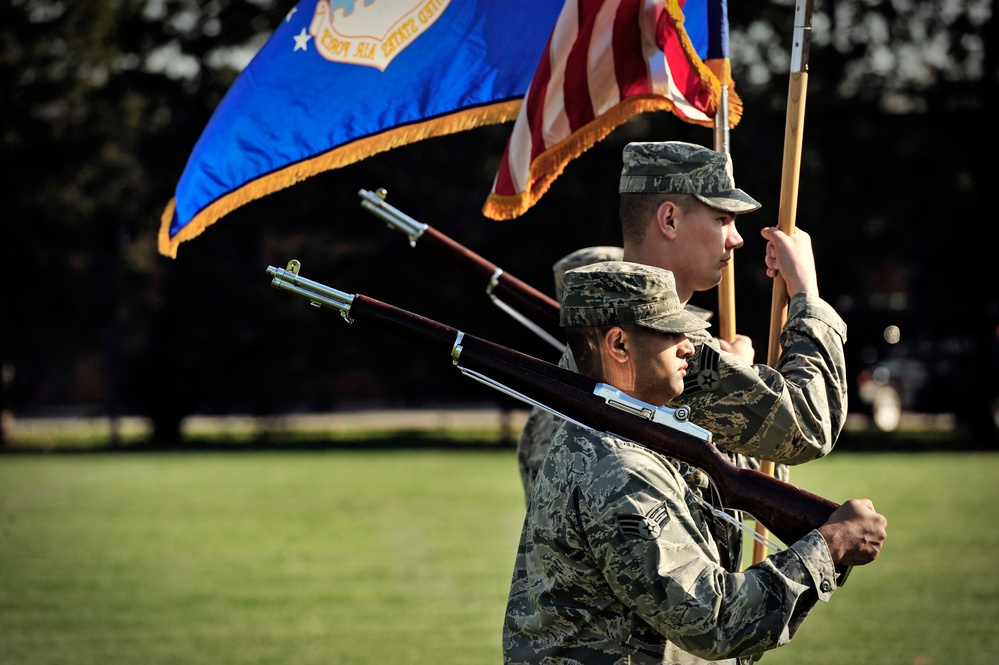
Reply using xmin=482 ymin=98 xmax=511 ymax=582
xmin=2 ymin=0 xmax=996 ymax=443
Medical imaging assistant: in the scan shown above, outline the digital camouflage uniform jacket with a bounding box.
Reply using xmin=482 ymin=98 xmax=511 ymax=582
xmin=515 ymin=292 xmax=848 ymax=501
xmin=503 ymin=421 xmax=840 ymax=665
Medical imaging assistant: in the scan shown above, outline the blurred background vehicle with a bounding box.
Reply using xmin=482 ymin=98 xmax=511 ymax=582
xmin=854 ymin=322 xmax=999 ymax=438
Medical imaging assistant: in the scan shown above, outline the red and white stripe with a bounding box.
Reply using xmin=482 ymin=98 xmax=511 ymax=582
xmin=484 ymin=0 xmax=717 ymax=220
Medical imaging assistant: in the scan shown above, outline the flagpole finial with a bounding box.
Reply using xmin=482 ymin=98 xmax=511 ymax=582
xmin=791 ymin=0 xmax=813 ymax=74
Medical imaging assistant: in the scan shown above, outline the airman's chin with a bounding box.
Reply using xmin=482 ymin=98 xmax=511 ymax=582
xmin=703 ymin=274 xmax=724 ymax=291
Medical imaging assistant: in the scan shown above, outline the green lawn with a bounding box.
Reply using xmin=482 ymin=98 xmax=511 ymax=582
xmin=1 ymin=449 xmax=997 ymax=665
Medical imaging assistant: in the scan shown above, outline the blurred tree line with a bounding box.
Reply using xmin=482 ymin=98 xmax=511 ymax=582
xmin=2 ymin=0 xmax=995 ymax=445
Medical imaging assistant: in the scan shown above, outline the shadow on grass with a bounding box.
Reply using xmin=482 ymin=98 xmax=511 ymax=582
xmin=0 ymin=430 xmax=519 ymax=455
xmin=4 ymin=424 xmax=996 ymax=455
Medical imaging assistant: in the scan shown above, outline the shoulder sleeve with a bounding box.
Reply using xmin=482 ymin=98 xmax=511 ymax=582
xmin=674 ymin=293 xmax=848 ymax=464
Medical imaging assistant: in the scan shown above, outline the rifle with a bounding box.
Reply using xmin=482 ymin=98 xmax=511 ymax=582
xmin=358 ymin=188 xmax=565 ymax=352
xmin=266 ymin=260 xmax=840 ymax=549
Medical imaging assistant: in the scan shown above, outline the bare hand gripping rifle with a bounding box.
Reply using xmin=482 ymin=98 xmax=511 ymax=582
xmin=358 ymin=188 xmax=565 ymax=352
xmin=266 ymin=260 xmax=839 ymax=548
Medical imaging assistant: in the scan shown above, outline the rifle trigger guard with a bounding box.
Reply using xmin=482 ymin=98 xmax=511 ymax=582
xmin=486 ymin=268 xmax=503 ymax=295
xmin=451 ymin=331 xmax=465 ymax=365
xmin=340 ymin=311 xmax=354 ymax=325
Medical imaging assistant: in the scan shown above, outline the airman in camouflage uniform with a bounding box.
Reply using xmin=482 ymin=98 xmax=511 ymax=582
xmin=516 ymin=141 xmax=847 ymax=566
xmin=515 ymin=246 xmax=715 ymax=503
xmin=503 ymin=262 xmax=887 ymax=665
xmin=516 ymin=245 xmax=624 ymax=500
xmin=617 ymin=141 xmax=847 ymax=465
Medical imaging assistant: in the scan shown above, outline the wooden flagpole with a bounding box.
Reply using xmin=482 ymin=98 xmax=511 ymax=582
xmin=752 ymin=0 xmax=813 ymax=565
xmin=714 ymin=84 xmax=736 ymax=342
xmin=712 ymin=9 xmax=735 ymax=339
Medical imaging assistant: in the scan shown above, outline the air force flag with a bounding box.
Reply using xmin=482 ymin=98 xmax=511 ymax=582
xmin=159 ymin=0 xmax=564 ymax=258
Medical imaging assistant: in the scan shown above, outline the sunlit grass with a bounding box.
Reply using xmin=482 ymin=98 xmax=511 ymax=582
xmin=3 ymin=411 xmax=529 ymax=450
xmin=1 ymin=450 xmax=997 ymax=665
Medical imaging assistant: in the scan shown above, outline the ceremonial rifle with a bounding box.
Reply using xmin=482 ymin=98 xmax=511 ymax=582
xmin=266 ymin=259 xmax=839 ymax=548
xmin=358 ymin=188 xmax=565 ymax=352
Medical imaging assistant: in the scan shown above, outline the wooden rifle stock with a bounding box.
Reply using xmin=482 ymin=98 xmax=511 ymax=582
xmin=358 ymin=189 xmax=564 ymax=346
xmin=270 ymin=260 xmax=839 ymax=548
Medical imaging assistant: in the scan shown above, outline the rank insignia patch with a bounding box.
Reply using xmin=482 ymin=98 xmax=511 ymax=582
xmin=684 ymin=345 xmax=720 ymax=395
xmin=617 ymin=502 xmax=670 ymax=540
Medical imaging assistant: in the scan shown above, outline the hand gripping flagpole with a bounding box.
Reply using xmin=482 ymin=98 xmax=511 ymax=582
xmin=752 ymin=0 xmax=813 ymax=565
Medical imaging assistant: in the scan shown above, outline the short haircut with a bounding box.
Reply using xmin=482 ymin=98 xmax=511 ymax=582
xmin=618 ymin=192 xmax=697 ymax=245
xmin=565 ymin=322 xmax=646 ymax=380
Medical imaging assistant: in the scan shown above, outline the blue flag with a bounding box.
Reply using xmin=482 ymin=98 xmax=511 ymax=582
xmin=159 ymin=0 xmax=564 ymax=258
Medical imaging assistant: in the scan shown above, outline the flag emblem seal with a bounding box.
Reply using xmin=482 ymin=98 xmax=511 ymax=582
xmin=309 ymin=0 xmax=450 ymax=70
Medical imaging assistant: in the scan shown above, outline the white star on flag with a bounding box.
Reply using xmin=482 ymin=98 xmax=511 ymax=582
xmin=293 ymin=27 xmax=310 ymax=52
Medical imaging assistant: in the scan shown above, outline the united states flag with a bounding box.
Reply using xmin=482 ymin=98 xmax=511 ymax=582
xmin=482 ymin=0 xmax=740 ymax=221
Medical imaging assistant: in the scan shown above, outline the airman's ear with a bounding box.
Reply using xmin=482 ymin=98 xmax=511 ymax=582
xmin=602 ymin=326 xmax=630 ymax=364
xmin=655 ymin=200 xmax=678 ymax=239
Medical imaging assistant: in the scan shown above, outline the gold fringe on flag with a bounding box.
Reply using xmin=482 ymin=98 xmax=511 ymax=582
xmin=158 ymin=100 xmax=523 ymax=259
xmin=481 ymin=90 xmax=742 ymax=222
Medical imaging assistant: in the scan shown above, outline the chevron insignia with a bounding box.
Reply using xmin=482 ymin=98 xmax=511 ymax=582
xmin=684 ymin=345 xmax=720 ymax=395
xmin=617 ymin=501 xmax=671 ymax=540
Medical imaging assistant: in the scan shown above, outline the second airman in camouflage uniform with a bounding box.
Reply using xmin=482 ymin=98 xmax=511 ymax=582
xmin=516 ymin=245 xmax=719 ymax=502
xmin=503 ymin=262 xmax=887 ymax=665
xmin=516 ymin=245 xmax=624 ymax=500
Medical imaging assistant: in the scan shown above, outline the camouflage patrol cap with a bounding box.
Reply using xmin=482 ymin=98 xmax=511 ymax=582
xmin=552 ymin=246 xmax=624 ymax=300
xmin=560 ymin=261 xmax=710 ymax=334
xmin=619 ymin=141 xmax=761 ymax=213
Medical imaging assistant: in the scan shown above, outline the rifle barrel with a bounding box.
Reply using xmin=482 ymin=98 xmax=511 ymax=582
xmin=358 ymin=189 xmax=563 ymax=345
xmin=267 ymin=263 xmax=838 ymax=547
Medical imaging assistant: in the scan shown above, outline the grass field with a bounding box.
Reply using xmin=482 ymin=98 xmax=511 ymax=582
xmin=1 ymin=448 xmax=997 ymax=665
